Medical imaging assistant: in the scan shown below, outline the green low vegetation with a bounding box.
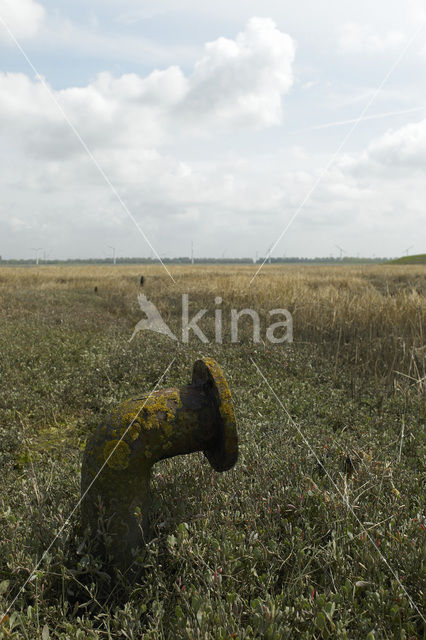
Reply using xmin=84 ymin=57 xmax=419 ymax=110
xmin=0 ymin=265 xmax=424 ymax=639
xmin=388 ymin=255 xmax=426 ymax=265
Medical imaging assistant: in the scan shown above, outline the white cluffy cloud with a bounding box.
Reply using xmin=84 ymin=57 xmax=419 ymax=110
xmin=183 ymin=17 xmax=295 ymax=128
xmin=0 ymin=18 xmax=298 ymax=257
xmin=0 ymin=17 xmax=295 ymax=156
xmin=0 ymin=6 xmax=424 ymax=260
xmin=367 ymin=118 xmax=426 ymax=168
xmin=0 ymin=0 xmax=45 ymax=41
xmin=300 ymin=117 xmax=426 ymax=250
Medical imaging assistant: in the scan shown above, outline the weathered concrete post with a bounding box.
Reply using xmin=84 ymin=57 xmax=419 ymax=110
xmin=81 ymin=358 xmax=238 ymax=569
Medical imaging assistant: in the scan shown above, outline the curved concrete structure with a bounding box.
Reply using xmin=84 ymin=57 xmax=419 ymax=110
xmin=81 ymin=358 xmax=238 ymax=569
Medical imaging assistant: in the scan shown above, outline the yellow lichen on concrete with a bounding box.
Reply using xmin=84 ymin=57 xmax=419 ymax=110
xmin=119 ymin=412 xmax=141 ymax=441
xmin=108 ymin=390 xmax=183 ymax=440
xmin=103 ymin=439 xmax=131 ymax=470
xmin=145 ymin=394 xmax=174 ymax=418
xmin=140 ymin=390 xmax=181 ymax=431
xmin=204 ymin=358 xmax=236 ymax=427
xmin=168 ymin=390 xmax=183 ymax=408
xmin=127 ymin=422 xmax=141 ymax=441
xmin=145 ymin=411 xmax=160 ymax=430
xmin=201 ymin=358 xmax=238 ymax=467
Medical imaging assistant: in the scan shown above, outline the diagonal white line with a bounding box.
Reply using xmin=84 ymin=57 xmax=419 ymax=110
xmin=291 ymin=105 xmax=426 ymax=134
xmin=1 ymin=357 xmax=176 ymax=620
xmin=250 ymin=356 xmax=425 ymax=622
xmin=0 ymin=15 xmax=176 ymax=284
xmin=250 ymin=22 xmax=425 ymax=285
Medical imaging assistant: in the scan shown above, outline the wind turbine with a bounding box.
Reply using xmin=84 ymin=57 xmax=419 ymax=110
xmin=403 ymin=245 xmax=414 ymax=257
xmin=335 ymin=244 xmax=345 ymax=260
xmin=30 ymin=247 xmax=43 ymax=265
xmin=107 ymin=245 xmax=116 ymax=264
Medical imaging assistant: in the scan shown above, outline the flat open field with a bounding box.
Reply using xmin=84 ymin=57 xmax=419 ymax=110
xmin=0 ymin=264 xmax=424 ymax=639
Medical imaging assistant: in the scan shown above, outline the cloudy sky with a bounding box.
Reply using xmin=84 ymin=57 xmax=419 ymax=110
xmin=0 ymin=0 xmax=425 ymax=260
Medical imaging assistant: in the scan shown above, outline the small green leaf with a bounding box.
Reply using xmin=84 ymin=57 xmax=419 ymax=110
xmin=315 ymin=612 xmax=326 ymax=630
xmin=192 ymin=595 xmax=201 ymax=613
xmin=324 ymin=601 xmax=335 ymax=621
xmin=0 ymin=581 xmax=9 ymax=595
xmin=167 ymin=534 xmax=177 ymax=548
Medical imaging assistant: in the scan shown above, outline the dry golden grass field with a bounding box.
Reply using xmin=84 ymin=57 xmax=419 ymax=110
xmin=1 ymin=263 xmax=424 ymax=386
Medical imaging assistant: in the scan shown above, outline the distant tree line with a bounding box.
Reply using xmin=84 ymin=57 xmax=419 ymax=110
xmin=0 ymin=255 xmax=390 ymax=265
xmin=257 ymin=256 xmax=388 ymax=264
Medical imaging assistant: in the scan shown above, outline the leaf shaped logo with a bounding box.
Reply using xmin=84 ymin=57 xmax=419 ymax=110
xmin=129 ymin=294 xmax=177 ymax=342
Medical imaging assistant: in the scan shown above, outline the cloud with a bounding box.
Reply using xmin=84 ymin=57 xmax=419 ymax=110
xmin=0 ymin=17 xmax=295 ymax=159
xmin=0 ymin=11 xmax=424 ymax=260
xmin=180 ymin=17 xmax=295 ymax=129
xmin=295 ymin=118 xmax=426 ymax=248
xmin=366 ymin=118 xmax=426 ymax=168
xmin=0 ymin=18 xmax=298 ymax=256
xmin=0 ymin=67 xmax=187 ymax=158
xmin=338 ymin=22 xmax=405 ymax=55
xmin=0 ymin=0 xmax=45 ymax=41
